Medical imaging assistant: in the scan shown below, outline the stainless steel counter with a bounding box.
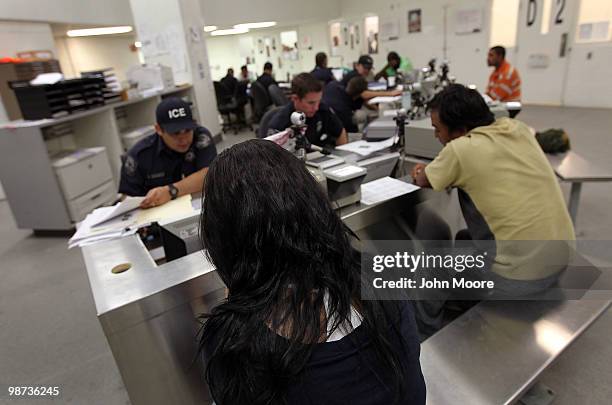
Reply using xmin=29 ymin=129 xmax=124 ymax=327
xmin=82 ymin=185 xmax=447 ymax=405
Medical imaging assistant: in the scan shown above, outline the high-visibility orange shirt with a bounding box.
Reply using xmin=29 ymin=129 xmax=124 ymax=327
xmin=487 ymin=60 xmax=521 ymax=101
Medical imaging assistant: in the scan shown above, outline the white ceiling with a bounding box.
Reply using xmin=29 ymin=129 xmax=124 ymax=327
xmin=199 ymin=0 xmax=342 ymax=29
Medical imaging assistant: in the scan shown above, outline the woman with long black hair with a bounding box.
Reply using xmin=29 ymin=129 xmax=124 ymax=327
xmin=198 ymin=139 xmax=425 ymax=404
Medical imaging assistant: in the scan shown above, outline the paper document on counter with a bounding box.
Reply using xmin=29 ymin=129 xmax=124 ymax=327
xmin=368 ymin=96 xmax=401 ymax=105
xmin=336 ymin=137 xmax=396 ymax=156
xmin=69 ymin=195 xmax=194 ymax=248
xmin=360 ymin=177 xmax=420 ymax=205
xmin=88 ymin=196 xmax=145 ymax=227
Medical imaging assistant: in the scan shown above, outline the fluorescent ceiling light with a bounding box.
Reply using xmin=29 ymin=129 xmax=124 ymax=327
xmin=210 ymin=27 xmax=249 ymax=36
xmin=134 ymin=41 xmax=142 ymax=48
xmin=234 ymin=21 xmax=277 ymax=30
xmin=67 ymin=26 xmax=133 ymax=37
xmin=204 ymin=25 xmax=218 ymax=32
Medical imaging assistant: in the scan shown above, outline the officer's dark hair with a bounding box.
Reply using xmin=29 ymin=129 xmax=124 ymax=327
xmin=428 ymin=84 xmax=495 ymax=133
xmin=263 ymin=62 xmax=273 ymax=71
xmin=346 ymin=76 xmax=368 ymax=98
xmin=240 ymin=65 xmax=247 ymax=71
xmin=198 ymin=138 xmax=410 ymax=405
xmin=227 ymin=68 xmax=234 ymax=75
xmin=387 ymin=51 xmax=400 ymax=62
xmin=315 ymin=52 xmax=327 ymax=67
xmin=490 ymin=46 xmax=506 ymax=59
xmin=291 ymin=73 xmax=323 ymax=99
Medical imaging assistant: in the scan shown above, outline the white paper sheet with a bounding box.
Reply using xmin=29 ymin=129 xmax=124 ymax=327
xmin=360 ymin=177 xmax=420 ymax=205
xmin=336 ymin=137 xmax=396 ymax=156
xmin=367 ymin=96 xmax=401 ymax=105
xmin=89 ymin=197 xmax=145 ymax=228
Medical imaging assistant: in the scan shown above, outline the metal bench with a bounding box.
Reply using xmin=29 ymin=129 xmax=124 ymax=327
xmin=420 ymin=259 xmax=612 ymax=405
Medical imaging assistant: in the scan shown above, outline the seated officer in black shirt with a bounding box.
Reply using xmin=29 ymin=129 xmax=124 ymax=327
xmin=341 ymin=55 xmax=401 ymax=110
xmin=220 ymin=67 xmax=238 ymax=95
xmin=310 ymin=52 xmax=335 ymax=84
xmin=256 ymin=62 xmax=277 ymax=90
xmin=322 ymin=76 xmax=368 ymax=133
xmin=267 ymin=72 xmax=348 ymax=148
xmin=119 ymin=97 xmax=217 ymax=208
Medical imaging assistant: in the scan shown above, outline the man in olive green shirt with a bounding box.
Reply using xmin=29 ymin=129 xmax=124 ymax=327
xmin=411 ymin=84 xmax=574 ymax=336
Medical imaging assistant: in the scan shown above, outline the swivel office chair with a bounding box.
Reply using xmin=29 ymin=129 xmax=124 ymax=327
xmin=268 ymin=84 xmax=289 ymax=107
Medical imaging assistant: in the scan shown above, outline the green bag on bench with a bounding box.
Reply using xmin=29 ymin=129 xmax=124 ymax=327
xmin=535 ymin=128 xmax=571 ymax=154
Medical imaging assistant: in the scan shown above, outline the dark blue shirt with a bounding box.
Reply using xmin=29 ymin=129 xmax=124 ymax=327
xmin=311 ymin=66 xmax=335 ymax=84
xmin=267 ymin=102 xmax=344 ymax=148
xmin=118 ymin=126 xmax=217 ymax=196
xmin=256 ymin=73 xmax=277 ymax=91
xmin=340 ymin=70 xmax=365 ymax=110
xmin=340 ymin=69 xmax=359 ymax=87
xmin=323 ymin=81 xmax=358 ymax=133
xmin=204 ymin=300 xmax=426 ymax=405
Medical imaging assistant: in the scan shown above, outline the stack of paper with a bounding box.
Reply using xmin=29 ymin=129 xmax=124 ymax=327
xmin=68 ymin=195 xmax=194 ymax=248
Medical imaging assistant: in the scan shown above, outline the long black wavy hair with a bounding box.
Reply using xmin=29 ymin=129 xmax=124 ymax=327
xmin=198 ymin=139 xmax=406 ymax=404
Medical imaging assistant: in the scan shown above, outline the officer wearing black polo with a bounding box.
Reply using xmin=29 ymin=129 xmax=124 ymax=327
xmin=311 ymin=52 xmax=335 ymax=84
xmin=267 ymin=72 xmax=347 ymax=148
xmin=340 ymin=55 xmax=402 ymax=109
xmin=322 ymin=76 xmax=368 ymax=133
xmin=119 ymin=97 xmax=217 ymax=208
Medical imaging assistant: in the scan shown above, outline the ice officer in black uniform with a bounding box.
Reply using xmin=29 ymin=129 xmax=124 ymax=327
xmin=119 ymin=97 xmax=217 ymax=208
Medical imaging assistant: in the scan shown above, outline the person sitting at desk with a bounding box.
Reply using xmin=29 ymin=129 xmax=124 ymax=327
xmin=374 ymin=51 xmax=413 ymax=81
xmin=341 ymin=55 xmax=402 ymax=109
xmin=486 ymin=46 xmax=521 ymax=119
xmin=322 ymin=76 xmax=368 ymax=133
xmin=257 ymin=62 xmax=277 ymax=91
xmin=239 ymin=65 xmax=253 ymax=82
xmin=311 ymin=52 xmax=335 ymax=84
xmin=220 ymin=67 xmax=238 ymax=95
xmin=118 ymin=97 xmax=217 ymax=208
xmin=198 ymin=139 xmax=426 ymax=405
xmin=410 ymin=84 xmax=574 ymax=335
xmin=267 ymin=72 xmax=348 ymax=147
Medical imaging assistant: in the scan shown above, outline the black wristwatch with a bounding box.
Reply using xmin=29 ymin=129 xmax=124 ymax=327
xmin=168 ymin=184 xmax=179 ymax=200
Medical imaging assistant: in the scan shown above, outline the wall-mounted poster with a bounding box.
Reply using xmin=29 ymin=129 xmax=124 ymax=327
xmin=264 ymin=37 xmax=272 ymax=57
xmin=380 ymin=18 xmax=399 ymax=41
xmin=257 ymin=38 xmax=264 ymax=54
xmin=365 ymin=16 xmax=379 ymax=54
xmin=454 ymin=7 xmax=483 ymax=34
xmin=280 ymin=30 xmax=299 ymax=61
xmin=343 ymin=24 xmax=349 ymax=46
xmin=301 ymin=34 xmax=313 ymax=50
xmin=408 ymin=9 xmax=422 ymax=33
xmin=330 ymin=22 xmax=341 ymax=56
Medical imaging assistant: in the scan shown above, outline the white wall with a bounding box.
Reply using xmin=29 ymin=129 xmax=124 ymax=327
xmin=206 ymin=21 xmax=330 ymax=82
xmin=207 ymin=0 xmax=496 ymax=91
xmin=54 ymin=35 xmax=140 ymax=81
xmin=0 ymin=0 xmax=133 ymax=25
xmin=563 ymin=0 xmax=612 ymax=107
xmin=337 ymin=0 xmax=494 ymax=90
xmin=0 ymin=21 xmax=58 ymax=123
xmin=0 ymin=21 xmax=57 ymax=57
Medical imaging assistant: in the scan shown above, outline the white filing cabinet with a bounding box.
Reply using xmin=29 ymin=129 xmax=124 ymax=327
xmin=0 ymin=85 xmax=196 ymax=231
xmin=52 ymin=147 xmax=115 ymax=222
